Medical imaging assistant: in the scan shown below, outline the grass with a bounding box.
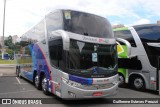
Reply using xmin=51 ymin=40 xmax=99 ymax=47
xmin=0 ymin=59 xmax=16 ymax=64
xmin=17 ymin=58 xmax=32 ymax=64
xmin=0 ymin=58 xmax=32 ymax=64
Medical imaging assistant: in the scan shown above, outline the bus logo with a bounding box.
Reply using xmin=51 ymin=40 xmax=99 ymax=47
xmin=2 ymin=99 xmax=11 ymax=104
xmin=99 ymin=38 xmax=103 ymax=42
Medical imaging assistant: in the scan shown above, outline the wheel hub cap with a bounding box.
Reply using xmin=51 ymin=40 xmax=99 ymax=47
xmin=42 ymin=78 xmax=47 ymax=91
xmin=134 ymin=78 xmax=143 ymax=89
xmin=119 ymin=75 xmax=124 ymax=85
xmin=35 ymin=75 xmax=39 ymax=87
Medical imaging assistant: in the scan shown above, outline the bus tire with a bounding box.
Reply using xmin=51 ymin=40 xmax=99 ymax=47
xmin=16 ymin=66 xmax=19 ymax=76
xmin=41 ymin=75 xmax=50 ymax=95
xmin=34 ymin=74 xmax=41 ymax=90
xmin=17 ymin=67 xmax=22 ymax=78
xmin=131 ymin=76 xmax=145 ymax=91
xmin=118 ymin=73 xmax=126 ymax=88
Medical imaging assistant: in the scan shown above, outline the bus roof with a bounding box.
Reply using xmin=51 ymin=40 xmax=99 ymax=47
xmin=133 ymin=24 xmax=160 ymax=29
xmin=113 ymin=27 xmax=128 ymax=31
xmin=113 ymin=24 xmax=160 ymax=31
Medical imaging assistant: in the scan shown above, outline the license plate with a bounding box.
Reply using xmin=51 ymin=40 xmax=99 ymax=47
xmin=92 ymin=92 xmax=102 ymax=96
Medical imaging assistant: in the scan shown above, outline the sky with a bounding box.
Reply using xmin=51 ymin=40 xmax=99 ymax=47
xmin=0 ymin=0 xmax=160 ymax=37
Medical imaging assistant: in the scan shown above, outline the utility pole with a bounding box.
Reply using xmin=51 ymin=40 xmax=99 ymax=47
xmin=2 ymin=0 xmax=6 ymax=59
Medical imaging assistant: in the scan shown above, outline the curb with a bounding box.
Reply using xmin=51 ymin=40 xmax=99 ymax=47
xmin=0 ymin=64 xmax=16 ymax=68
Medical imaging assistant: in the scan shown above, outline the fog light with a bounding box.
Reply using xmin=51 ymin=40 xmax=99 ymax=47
xmin=68 ymin=91 xmax=76 ymax=98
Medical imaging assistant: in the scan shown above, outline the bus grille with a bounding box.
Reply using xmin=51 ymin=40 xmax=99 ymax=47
xmin=82 ymin=83 xmax=115 ymax=90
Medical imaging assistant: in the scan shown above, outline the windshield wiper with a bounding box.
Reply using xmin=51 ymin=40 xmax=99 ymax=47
xmin=84 ymin=33 xmax=88 ymax=36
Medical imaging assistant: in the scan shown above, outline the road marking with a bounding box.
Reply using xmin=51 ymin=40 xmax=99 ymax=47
xmin=0 ymin=90 xmax=37 ymax=95
xmin=16 ymin=77 xmax=21 ymax=84
xmin=14 ymin=83 xmax=28 ymax=85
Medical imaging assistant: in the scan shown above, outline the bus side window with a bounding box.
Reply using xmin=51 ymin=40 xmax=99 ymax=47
xmin=49 ymin=39 xmax=64 ymax=69
xmin=46 ymin=12 xmax=62 ymax=37
xmin=118 ymin=57 xmax=142 ymax=70
xmin=49 ymin=45 xmax=58 ymax=67
xmin=114 ymin=30 xmax=137 ymax=47
xmin=58 ymin=45 xmax=65 ymax=70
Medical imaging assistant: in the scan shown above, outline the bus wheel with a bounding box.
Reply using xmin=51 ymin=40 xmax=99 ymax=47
xmin=34 ymin=74 xmax=41 ymax=90
xmin=118 ymin=74 xmax=126 ymax=87
xmin=132 ymin=76 xmax=145 ymax=91
xmin=16 ymin=67 xmax=19 ymax=77
xmin=17 ymin=67 xmax=22 ymax=78
xmin=41 ymin=75 xmax=50 ymax=95
xmin=16 ymin=67 xmax=18 ymax=75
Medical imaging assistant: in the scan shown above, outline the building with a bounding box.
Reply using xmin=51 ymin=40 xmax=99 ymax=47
xmin=12 ymin=35 xmax=18 ymax=44
xmin=157 ymin=20 xmax=160 ymax=24
xmin=112 ymin=24 xmax=125 ymax=29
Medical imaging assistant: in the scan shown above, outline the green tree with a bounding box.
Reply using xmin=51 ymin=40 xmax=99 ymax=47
xmin=6 ymin=49 xmax=14 ymax=55
xmin=4 ymin=36 xmax=14 ymax=49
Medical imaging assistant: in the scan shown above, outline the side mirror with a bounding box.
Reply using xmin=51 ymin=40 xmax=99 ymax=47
xmin=116 ymin=38 xmax=135 ymax=58
xmin=52 ymin=30 xmax=70 ymax=51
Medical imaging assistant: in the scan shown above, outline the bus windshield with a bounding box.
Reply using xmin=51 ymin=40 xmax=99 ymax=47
xmin=66 ymin=39 xmax=117 ymax=78
xmin=63 ymin=10 xmax=113 ymax=38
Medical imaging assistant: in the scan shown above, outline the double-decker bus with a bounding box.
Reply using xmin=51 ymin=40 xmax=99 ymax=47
xmin=16 ymin=9 xmax=118 ymax=99
xmin=114 ymin=24 xmax=160 ymax=92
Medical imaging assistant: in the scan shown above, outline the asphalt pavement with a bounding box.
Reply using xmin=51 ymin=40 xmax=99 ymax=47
xmin=0 ymin=66 xmax=160 ymax=107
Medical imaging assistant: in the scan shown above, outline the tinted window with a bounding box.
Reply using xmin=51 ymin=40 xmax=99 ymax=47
xmin=65 ymin=39 xmax=117 ymax=78
xmin=135 ymin=25 xmax=160 ymax=68
xmin=46 ymin=12 xmax=63 ymax=36
xmin=63 ymin=10 xmax=113 ymax=38
xmin=114 ymin=30 xmax=136 ymax=47
xmin=49 ymin=39 xmax=64 ymax=69
xmin=144 ymin=44 xmax=160 ymax=68
xmin=135 ymin=26 xmax=160 ymax=42
xmin=118 ymin=57 xmax=142 ymax=70
xmin=21 ymin=20 xmax=45 ymax=44
xmin=19 ymin=45 xmax=32 ymax=64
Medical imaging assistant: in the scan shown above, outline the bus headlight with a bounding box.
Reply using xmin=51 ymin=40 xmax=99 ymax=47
xmin=62 ymin=77 xmax=69 ymax=84
xmin=62 ymin=77 xmax=81 ymax=88
xmin=70 ymin=82 xmax=81 ymax=87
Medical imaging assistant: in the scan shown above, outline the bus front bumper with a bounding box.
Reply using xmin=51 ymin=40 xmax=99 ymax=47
xmin=60 ymin=80 xmax=118 ymax=99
